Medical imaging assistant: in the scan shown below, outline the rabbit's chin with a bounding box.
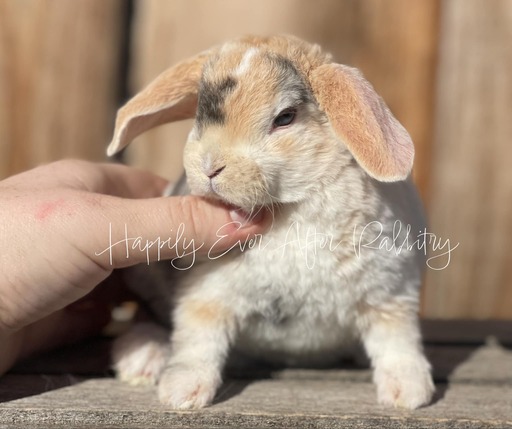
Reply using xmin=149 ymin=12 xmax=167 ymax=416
xmin=200 ymin=188 xmax=269 ymax=216
xmin=199 ymin=192 xmax=259 ymax=217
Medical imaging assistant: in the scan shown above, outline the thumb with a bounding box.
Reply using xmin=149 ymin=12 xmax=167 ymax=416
xmin=92 ymin=195 xmax=270 ymax=269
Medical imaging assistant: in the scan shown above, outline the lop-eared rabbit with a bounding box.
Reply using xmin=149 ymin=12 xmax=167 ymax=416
xmin=108 ymin=35 xmax=434 ymax=410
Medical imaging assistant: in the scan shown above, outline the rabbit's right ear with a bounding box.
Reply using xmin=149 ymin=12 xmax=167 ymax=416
xmin=107 ymin=51 xmax=211 ymax=156
xmin=309 ymin=63 xmax=414 ymax=182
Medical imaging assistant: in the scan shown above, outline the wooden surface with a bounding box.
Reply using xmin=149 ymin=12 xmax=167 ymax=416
xmin=345 ymin=0 xmax=440 ymax=203
xmin=1 ymin=322 xmax=511 ymax=428
xmin=1 ymin=376 xmax=511 ymax=428
xmin=0 ymin=0 xmax=124 ymax=179
xmin=423 ymin=0 xmax=512 ymax=319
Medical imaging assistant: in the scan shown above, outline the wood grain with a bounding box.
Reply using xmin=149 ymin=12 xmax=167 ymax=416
xmin=0 ymin=0 xmax=124 ymax=179
xmin=2 ymin=335 xmax=512 ymax=428
xmin=347 ymin=0 xmax=440 ymax=203
xmin=423 ymin=0 xmax=512 ymax=318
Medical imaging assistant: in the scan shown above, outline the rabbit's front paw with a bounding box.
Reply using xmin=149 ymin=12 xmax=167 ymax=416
xmin=158 ymin=365 xmax=221 ymax=409
xmin=112 ymin=323 xmax=169 ymax=386
xmin=374 ymin=354 xmax=435 ymax=409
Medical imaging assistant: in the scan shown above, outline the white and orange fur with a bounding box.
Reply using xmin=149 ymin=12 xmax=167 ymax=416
xmin=108 ymin=35 xmax=435 ymax=410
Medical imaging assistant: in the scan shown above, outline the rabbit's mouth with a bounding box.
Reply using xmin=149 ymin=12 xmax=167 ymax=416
xmin=228 ymin=206 xmax=265 ymax=225
xmin=220 ymin=198 xmax=266 ymax=222
xmin=205 ymin=186 xmax=263 ymax=216
xmin=205 ymin=190 xmax=267 ymax=223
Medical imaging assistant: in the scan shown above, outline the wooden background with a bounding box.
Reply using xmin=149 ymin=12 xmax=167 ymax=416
xmin=1 ymin=0 xmax=510 ymax=319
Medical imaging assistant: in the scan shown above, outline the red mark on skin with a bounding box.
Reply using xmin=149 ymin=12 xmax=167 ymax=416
xmin=35 ymin=198 xmax=67 ymax=221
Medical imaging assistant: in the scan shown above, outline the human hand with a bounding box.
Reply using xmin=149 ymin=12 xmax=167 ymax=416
xmin=0 ymin=159 xmax=268 ymax=373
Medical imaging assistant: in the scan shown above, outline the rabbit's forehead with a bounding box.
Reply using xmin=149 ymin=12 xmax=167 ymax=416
xmin=196 ymin=47 xmax=311 ymax=136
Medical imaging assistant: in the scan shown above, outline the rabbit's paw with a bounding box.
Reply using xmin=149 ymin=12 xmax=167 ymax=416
xmin=112 ymin=323 xmax=169 ymax=386
xmin=158 ymin=366 xmax=221 ymax=409
xmin=374 ymin=354 xmax=435 ymax=409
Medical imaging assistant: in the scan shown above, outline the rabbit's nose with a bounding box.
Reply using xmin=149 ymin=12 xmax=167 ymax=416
xmin=202 ymin=153 xmax=226 ymax=178
xmin=206 ymin=165 xmax=226 ymax=179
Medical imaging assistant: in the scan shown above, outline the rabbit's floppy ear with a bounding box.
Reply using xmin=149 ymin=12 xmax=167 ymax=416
xmin=309 ymin=63 xmax=414 ymax=182
xmin=107 ymin=51 xmax=211 ymax=156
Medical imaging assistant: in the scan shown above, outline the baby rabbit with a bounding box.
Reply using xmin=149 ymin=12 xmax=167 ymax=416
xmin=108 ymin=35 xmax=434 ymax=410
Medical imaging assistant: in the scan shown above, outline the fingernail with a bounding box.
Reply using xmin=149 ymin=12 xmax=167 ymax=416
xmin=229 ymin=208 xmax=263 ymax=227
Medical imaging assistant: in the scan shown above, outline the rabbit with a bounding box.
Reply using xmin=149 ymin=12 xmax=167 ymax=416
xmin=107 ymin=35 xmax=435 ymax=410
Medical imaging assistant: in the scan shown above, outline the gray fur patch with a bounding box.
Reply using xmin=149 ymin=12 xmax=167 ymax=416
xmin=268 ymin=54 xmax=312 ymax=106
xmin=196 ymin=76 xmax=237 ymax=131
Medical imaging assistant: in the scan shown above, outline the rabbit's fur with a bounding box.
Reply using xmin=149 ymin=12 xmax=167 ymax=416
xmin=109 ymin=35 xmax=434 ymax=410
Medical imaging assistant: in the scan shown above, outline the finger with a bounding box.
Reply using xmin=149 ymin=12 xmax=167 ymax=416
xmin=2 ymin=160 xmax=169 ymax=199
xmin=72 ymin=162 xmax=170 ymax=199
xmin=90 ymin=195 xmax=271 ymax=269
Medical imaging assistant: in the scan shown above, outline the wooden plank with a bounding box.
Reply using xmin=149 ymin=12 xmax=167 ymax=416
xmin=3 ymin=326 xmax=511 ymax=427
xmin=0 ymin=376 xmax=511 ymax=428
xmin=0 ymin=2 xmax=11 ymax=178
xmin=423 ymin=0 xmax=512 ymax=318
xmin=126 ymin=0 xmax=439 ymax=192
xmin=0 ymin=0 xmax=125 ymax=179
xmin=345 ymin=0 xmax=440 ymax=203
xmin=422 ymin=320 xmax=512 ymax=344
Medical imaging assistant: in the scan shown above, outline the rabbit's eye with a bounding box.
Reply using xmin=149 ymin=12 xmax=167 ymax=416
xmin=272 ymin=108 xmax=296 ymax=129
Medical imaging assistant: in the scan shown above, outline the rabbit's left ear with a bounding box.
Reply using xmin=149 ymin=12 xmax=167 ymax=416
xmin=309 ymin=63 xmax=414 ymax=182
xmin=107 ymin=51 xmax=211 ymax=156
